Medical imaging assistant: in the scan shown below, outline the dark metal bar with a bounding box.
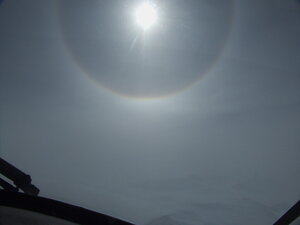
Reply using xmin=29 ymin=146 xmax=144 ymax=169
xmin=0 ymin=177 xmax=18 ymax=192
xmin=273 ymin=200 xmax=300 ymax=225
xmin=0 ymin=158 xmax=39 ymax=196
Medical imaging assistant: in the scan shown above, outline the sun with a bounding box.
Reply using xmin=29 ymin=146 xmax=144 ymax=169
xmin=135 ymin=2 xmax=158 ymax=30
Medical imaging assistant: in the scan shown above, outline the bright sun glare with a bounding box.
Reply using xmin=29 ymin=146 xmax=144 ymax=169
xmin=135 ymin=2 xmax=158 ymax=30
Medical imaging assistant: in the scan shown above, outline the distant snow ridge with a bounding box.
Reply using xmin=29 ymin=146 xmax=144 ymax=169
xmin=146 ymin=201 xmax=277 ymax=225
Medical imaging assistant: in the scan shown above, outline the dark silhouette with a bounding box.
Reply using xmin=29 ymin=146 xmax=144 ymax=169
xmin=273 ymin=201 xmax=300 ymax=225
xmin=0 ymin=157 xmax=40 ymax=196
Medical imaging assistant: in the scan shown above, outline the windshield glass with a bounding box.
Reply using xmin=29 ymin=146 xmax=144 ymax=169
xmin=0 ymin=0 xmax=299 ymax=224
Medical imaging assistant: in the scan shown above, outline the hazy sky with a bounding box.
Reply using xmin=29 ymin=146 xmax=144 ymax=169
xmin=0 ymin=0 xmax=300 ymax=224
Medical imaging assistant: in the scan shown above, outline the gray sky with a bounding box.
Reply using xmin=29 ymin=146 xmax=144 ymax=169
xmin=0 ymin=0 xmax=300 ymax=224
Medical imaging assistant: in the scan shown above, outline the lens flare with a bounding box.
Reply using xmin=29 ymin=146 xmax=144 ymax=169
xmin=135 ymin=2 xmax=158 ymax=30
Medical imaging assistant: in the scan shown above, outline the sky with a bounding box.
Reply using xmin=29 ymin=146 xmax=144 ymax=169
xmin=0 ymin=0 xmax=300 ymax=224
